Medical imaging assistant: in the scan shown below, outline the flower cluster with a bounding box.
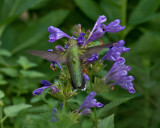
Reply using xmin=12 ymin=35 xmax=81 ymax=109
xmin=103 ymin=40 xmax=135 ymax=93
xmin=76 ymin=91 xmax=103 ymax=115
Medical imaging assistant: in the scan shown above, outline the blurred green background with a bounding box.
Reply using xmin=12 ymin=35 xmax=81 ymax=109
xmin=0 ymin=0 xmax=160 ymax=128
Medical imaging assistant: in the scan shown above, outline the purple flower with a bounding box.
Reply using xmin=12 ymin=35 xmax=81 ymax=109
xmin=77 ymin=33 xmax=85 ymax=45
xmin=85 ymin=28 xmax=105 ymax=45
xmin=83 ymin=74 xmax=89 ymax=82
xmin=32 ymin=80 xmax=59 ymax=95
xmin=48 ymin=26 xmax=71 ymax=42
xmin=50 ymin=107 xmax=59 ymax=122
xmin=76 ymin=91 xmax=103 ymax=113
xmin=86 ymin=54 xmax=98 ymax=63
xmin=104 ymin=58 xmax=135 ymax=93
xmin=102 ymin=40 xmax=130 ymax=61
xmin=101 ymin=19 xmax=125 ymax=33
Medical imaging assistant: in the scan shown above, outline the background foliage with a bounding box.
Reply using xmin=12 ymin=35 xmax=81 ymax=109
xmin=0 ymin=0 xmax=160 ymax=128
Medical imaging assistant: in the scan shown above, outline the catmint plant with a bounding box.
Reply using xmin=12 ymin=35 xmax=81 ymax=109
xmin=29 ymin=15 xmax=135 ymax=127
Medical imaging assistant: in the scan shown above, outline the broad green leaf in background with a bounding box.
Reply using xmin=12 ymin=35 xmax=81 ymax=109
xmin=128 ymin=0 xmax=160 ymax=25
xmin=131 ymin=31 xmax=160 ymax=54
xmin=0 ymin=74 xmax=7 ymax=85
xmin=74 ymin=0 xmax=102 ymax=21
xmin=6 ymin=9 xmax=69 ymax=54
xmin=4 ymin=103 xmax=31 ymax=117
xmin=17 ymin=56 xmax=37 ymax=69
xmin=97 ymin=97 xmax=134 ymax=118
xmin=0 ymin=0 xmax=43 ymax=26
xmin=0 ymin=68 xmax=18 ymax=77
xmin=98 ymin=114 xmax=114 ymax=128
xmin=0 ymin=90 xmax=5 ymax=99
xmin=20 ymin=70 xmax=45 ymax=78
xmin=100 ymin=0 xmax=121 ymax=21
xmin=0 ymin=48 xmax=11 ymax=56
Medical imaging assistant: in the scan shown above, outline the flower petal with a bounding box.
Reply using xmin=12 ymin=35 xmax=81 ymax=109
xmin=32 ymin=86 xmax=50 ymax=95
xmin=48 ymin=26 xmax=71 ymax=42
xmin=41 ymin=80 xmax=52 ymax=86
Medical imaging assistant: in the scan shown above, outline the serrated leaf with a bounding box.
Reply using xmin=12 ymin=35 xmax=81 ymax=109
xmin=0 ymin=90 xmax=5 ymax=99
xmin=0 ymin=68 xmax=18 ymax=77
xmin=74 ymin=0 xmax=102 ymax=21
xmin=4 ymin=104 xmax=31 ymax=117
xmin=97 ymin=97 xmax=134 ymax=118
xmin=128 ymin=0 xmax=160 ymax=25
xmin=20 ymin=70 xmax=45 ymax=78
xmin=98 ymin=114 xmax=114 ymax=128
xmin=17 ymin=56 xmax=37 ymax=69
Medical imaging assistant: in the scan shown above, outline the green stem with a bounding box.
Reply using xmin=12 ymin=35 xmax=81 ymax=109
xmin=94 ymin=108 xmax=98 ymax=128
xmin=89 ymin=76 xmax=93 ymax=90
xmin=63 ymin=99 xmax=66 ymax=113
xmin=121 ymin=0 xmax=127 ymax=39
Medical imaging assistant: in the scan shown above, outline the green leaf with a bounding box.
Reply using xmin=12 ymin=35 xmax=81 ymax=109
xmin=17 ymin=56 xmax=37 ymax=69
xmin=128 ymin=0 xmax=160 ymax=25
xmin=74 ymin=0 xmax=102 ymax=21
xmin=131 ymin=31 xmax=160 ymax=54
xmin=0 ymin=68 xmax=18 ymax=77
xmin=0 ymin=74 xmax=7 ymax=85
xmin=0 ymin=0 xmax=44 ymax=26
xmin=10 ymin=9 xmax=69 ymax=54
xmin=97 ymin=97 xmax=134 ymax=118
xmin=0 ymin=90 xmax=5 ymax=99
xmin=4 ymin=104 xmax=31 ymax=117
xmin=0 ymin=48 xmax=11 ymax=56
xmin=98 ymin=114 xmax=114 ymax=128
xmin=20 ymin=70 xmax=45 ymax=78
xmin=100 ymin=0 xmax=121 ymax=21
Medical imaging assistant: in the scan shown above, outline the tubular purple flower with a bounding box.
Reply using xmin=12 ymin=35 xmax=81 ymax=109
xmin=32 ymin=80 xmax=59 ymax=95
xmin=83 ymin=74 xmax=89 ymax=82
xmin=77 ymin=33 xmax=85 ymax=45
xmin=86 ymin=54 xmax=98 ymax=63
xmin=90 ymin=15 xmax=107 ymax=37
xmin=41 ymin=80 xmax=52 ymax=86
xmin=102 ymin=40 xmax=130 ymax=61
xmin=76 ymin=91 xmax=103 ymax=113
xmin=101 ymin=19 xmax=126 ymax=33
xmin=48 ymin=26 xmax=71 ymax=42
xmin=84 ymin=28 xmax=105 ymax=45
xmin=105 ymin=58 xmax=135 ymax=93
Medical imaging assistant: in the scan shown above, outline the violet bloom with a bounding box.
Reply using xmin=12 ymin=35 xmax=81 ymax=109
xmin=105 ymin=58 xmax=136 ymax=93
xmin=77 ymin=33 xmax=85 ymax=45
xmin=48 ymin=26 xmax=71 ymax=42
xmin=32 ymin=80 xmax=59 ymax=95
xmin=83 ymin=74 xmax=89 ymax=82
xmin=86 ymin=54 xmax=98 ymax=63
xmin=101 ymin=19 xmax=125 ymax=33
xmin=76 ymin=91 xmax=103 ymax=113
xmin=102 ymin=40 xmax=130 ymax=61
